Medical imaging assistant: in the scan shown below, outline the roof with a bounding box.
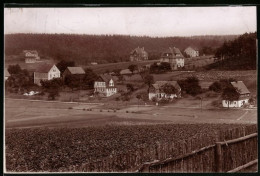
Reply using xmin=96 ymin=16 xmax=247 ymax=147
xmin=99 ymin=74 xmax=114 ymax=83
xmin=185 ymin=47 xmax=199 ymax=52
xmin=66 ymin=67 xmax=85 ymax=74
xmin=130 ymin=47 xmax=148 ymax=55
xmin=231 ymin=81 xmax=250 ymax=94
xmin=5 ymin=68 xmax=10 ymax=77
xmin=152 ymin=81 xmax=181 ymax=91
xmin=120 ymin=69 xmax=132 ymax=75
xmin=23 ymin=50 xmax=38 ymax=54
xmin=162 ymin=47 xmax=184 ymax=58
xmin=35 ymin=64 xmax=55 ymax=73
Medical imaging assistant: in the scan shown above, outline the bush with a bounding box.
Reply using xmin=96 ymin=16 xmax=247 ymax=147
xmin=209 ymin=81 xmax=222 ymax=93
xmin=151 ymin=97 xmax=157 ymax=102
xmin=100 ymin=109 xmax=103 ymax=112
xmin=126 ymin=111 xmax=129 ymax=113
xmin=68 ymin=107 xmax=73 ymax=109
xmin=158 ymin=98 xmax=170 ymax=104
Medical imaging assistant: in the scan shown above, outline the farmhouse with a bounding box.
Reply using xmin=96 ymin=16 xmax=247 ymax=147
xmin=5 ymin=68 xmax=10 ymax=81
xmin=63 ymin=67 xmax=85 ymax=78
xmin=94 ymin=74 xmax=117 ymax=97
xmin=184 ymin=47 xmax=199 ymax=57
xmin=34 ymin=64 xmax=60 ymax=86
xmin=130 ymin=47 xmax=148 ymax=62
xmin=222 ymin=81 xmax=251 ymax=108
xmin=23 ymin=50 xmax=40 ymax=63
xmin=149 ymin=81 xmax=181 ymax=100
xmin=160 ymin=47 xmax=185 ymax=70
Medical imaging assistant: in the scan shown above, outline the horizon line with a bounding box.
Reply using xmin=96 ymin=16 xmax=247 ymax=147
xmin=4 ymin=32 xmax=256 ymax=38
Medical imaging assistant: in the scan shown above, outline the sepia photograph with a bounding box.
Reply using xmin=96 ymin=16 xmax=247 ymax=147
xmin=3 ymin=6 xmax=257 ymax=173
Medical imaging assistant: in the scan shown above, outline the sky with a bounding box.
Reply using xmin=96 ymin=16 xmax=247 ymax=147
xmin=4 ymin=7 xmax=257 ymax=37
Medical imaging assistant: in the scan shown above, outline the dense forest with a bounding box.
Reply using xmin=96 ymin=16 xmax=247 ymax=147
xmin=206 ymin=32 xmax=257 ymax=70
xmin=5 ymin=34 xmax=238 ymax=65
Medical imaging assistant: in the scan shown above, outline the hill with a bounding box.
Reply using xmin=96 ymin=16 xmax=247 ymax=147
xmin=5 ymin=33 xmax=238 ymax=64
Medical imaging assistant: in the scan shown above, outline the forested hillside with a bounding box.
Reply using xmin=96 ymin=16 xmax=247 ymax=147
xmin=206 ymin=32 xmax=257 ymax=70
xmin=5 ymin=34 xmax=238 ymax=64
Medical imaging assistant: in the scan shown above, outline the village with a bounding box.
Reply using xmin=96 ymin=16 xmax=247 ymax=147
xmin=4 ymin=7 xmax=257 ymax=173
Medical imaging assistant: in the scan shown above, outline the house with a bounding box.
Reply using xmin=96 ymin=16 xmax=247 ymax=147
xmin=222 ymin=81 xmax=251 ymax=108
xmin=91 ymin=62 xmax=98 ymax=65
xmin=130 ymin=47 xmax=148 ymax=61
xmin=4 ymin=68 xmax=10 ymax=81
xmin=63 ymin=67 xmax=85 ymax=78
xmin=149 ymin=81 xmax=181 ymax=100
xmin=94 ymin=74 xmax=117 ymax=97
xmin=184 ymin=47 xmax=199 ymax=57
xmin=160 ymin=47 xmax=185 ymax=70
xmin=23 ymin=50 xmax=40 ymax=63
xmin=34 ymin=64 xmax=60 ymax=86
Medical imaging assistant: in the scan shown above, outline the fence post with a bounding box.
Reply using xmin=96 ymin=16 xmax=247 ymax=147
xmin=215 ymin=142 xmax=223 ymax=172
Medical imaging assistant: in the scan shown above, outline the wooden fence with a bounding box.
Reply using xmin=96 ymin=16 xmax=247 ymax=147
xmin=75 ymin=125 xmax=257 ymax=172
xmin=138 ymin=132 xmax=257 ymax=173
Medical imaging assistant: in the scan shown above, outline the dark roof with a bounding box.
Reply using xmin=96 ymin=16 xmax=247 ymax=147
xmin=231 ymin=81 xmax=250 ymax=94
xmin=35 ymin=64 xmax=55 ymax=73
xmin=66 ymin=67 xmax=85 ymax=74
xmin=152 ymin=81 xmax=181 ymax=91
xmin=5 ymin=68 xmax=10 ymax=77
xmin=130 ymin=47 xmax=148 ymax=55
xmin=162 ymin=47 xmax=184 ymax=58
xmin=99 ymin=74 xmax=114 ymax=83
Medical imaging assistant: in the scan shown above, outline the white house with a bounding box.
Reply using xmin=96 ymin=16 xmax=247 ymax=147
xmin=149 ymin=81 xmax=181 ymax=100
xmin=23 ymin=50 xmax=40 ymax=63
xmin=94 ymin=74 xmax=117 ymax=97
xmin=34 ymin=64 xmax=60 ymax=85
xmin=222 ymin=81 xmax=251 ymax=108
xmin=184 ymin=47 xmax=199 ymax=57
xmin=160 ymin=47 xmax=185 ymax=70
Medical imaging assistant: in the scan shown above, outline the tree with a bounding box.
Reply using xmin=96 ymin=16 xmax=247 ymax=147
xmin=6 ymin=68 xmax=33 ymax=93
xmin=56 ymin=60 xmax=75 ymax=75
xmin=128 ymin=64 xmax=138 ymax=74
xmin=150 ymin=62 xmax=171 ymax=74
xmin=8 ymin=64 xmax=22 ymax=75
xmin=126 ymin=83 xmax=135 ymax=93
xmin=143 ymin=74 xmax=154 ymax=93
xmin=178 ymin=76 xmax=202 ymax=96
xmin=222 ymin=86 xmax=240 ymax=108
xmin=41 ymin=78 xmax=63 ymax=100
xmin=83 ymin=68 xmax=99 ymax=89
xmin=64 ymin=75 xmax=82 ymax=91
xmin=161 ymin=83 xmax=177 ymax=98
xmin=209 ymin=82 xmax=222 ymax=93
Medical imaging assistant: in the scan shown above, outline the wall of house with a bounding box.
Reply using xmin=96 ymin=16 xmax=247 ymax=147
xmin=48 ymin=66 xmax=60 ymax=80
xmin=149 ymin=92 xmax=177 ymax=100
xmin=106 ymin=87 xmax=117 ymax=97
xmin=25 ymin=58 xmax=36 ymax=63
xmin=34 ymin=72 xmax=48 ymax=85
xmin=222 ymin=99 xmax=249 ymax=108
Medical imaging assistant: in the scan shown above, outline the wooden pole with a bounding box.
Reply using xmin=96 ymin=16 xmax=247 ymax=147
xmin=215 ymin=142 xmax=223 ymax=172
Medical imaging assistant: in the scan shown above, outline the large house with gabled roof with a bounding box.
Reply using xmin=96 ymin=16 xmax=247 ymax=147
xmin=160 ymin=47 xmax=185 ymax=70
xmin=94 ymin=74 xmax=117 ymax=97
xmin=222 ymin=81 xmax=251 ymax=108
xmin=184 ymin=47 xmax=199 ymax=57
xmin=130 ymin=47 xmax=148 ymax=61
xmin=149 ymin=81 xmax=181 ymax=100
xmin=34 ymin=64 xmax=60 ymax=85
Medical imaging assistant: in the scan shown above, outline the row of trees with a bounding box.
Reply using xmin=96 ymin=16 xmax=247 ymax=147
xmin=207 ymin=32 xmax=256 ymax=70
xmin=5 ymin=33 xmax=238 ymax=64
